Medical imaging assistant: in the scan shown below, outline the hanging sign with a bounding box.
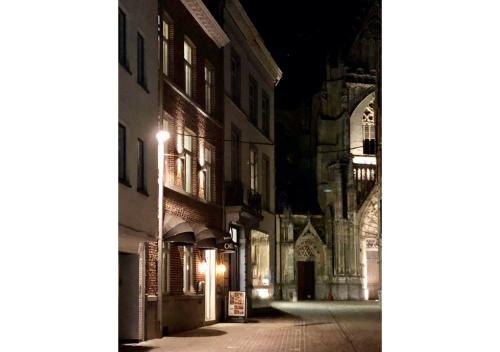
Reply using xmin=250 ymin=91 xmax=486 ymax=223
xmin=228 ymin=291 xmax=246 ymax=317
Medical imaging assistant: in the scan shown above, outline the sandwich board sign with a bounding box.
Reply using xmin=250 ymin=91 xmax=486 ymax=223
xmin=228 ymin=291 xmax=246 ymax=319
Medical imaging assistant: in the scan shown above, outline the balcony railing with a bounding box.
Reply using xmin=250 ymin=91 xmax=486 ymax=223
xmin=225 ymin=181 xmax=262 ymax=215
xmin=353 ymin=163 xmax=376 ymax=208
xmin=247 ymin=190 xmax=262 ymax=215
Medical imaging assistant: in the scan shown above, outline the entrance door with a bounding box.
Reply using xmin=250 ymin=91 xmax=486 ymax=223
xmin=205 ymin=250 xmax=216 ymax=321
xmin=366 ymin=250 xmax=380 ymax=300
xmin=119 ymin=252 xmax=140 ymax=341
xmin=297 ymin=261 xmax=315 ymax=300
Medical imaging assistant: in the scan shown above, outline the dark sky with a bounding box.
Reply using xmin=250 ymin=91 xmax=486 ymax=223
xmin=239 ymin=0 xmax=371 ymax=109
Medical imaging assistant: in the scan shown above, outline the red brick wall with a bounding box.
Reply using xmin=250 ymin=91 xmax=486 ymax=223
xmin=146 ymin=242 xmax=158 ymax=296
xmin=161 ymin=0 xmax=225 ymax=299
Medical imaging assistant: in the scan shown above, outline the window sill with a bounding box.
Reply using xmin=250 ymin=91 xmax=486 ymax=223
xmin=137 ymin=188 xmax=149 ymax=197
xmin=119 ymin=178 xmax=131 ymax=188
xmin=138 ymin=82 xmax=149 ymax=93
xmin=119 ymin=61 xmax=131 ymax=74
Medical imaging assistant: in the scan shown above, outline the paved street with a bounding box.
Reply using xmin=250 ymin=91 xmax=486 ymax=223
xmin=123 ymin=301 xmax=381 ymax=352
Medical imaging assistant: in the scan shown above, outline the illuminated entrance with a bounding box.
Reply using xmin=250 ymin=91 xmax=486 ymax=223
xmin=204 ymin=249 xmax=216 ymax=321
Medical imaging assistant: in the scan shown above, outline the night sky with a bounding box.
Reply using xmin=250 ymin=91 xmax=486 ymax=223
xmin=239 ymin=0 xmax=371 ymax=109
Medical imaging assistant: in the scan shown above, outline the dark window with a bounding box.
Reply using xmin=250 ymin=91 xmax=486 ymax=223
xmin=204 ymin=64 xmax=215 ymax=114
xmin=184 ymin=39 xmax=194 ymax=97
xmin=119 ymin=124 xmax=128 ymax=183
xmin=231 ymin=127 xmax=241 ymax=182
xmin=262 ymin=92 xmax=270 ymax=137
xmin=230 ymin=51 xmax=241 ymax=105
xmin=262 ymin=155 xmax=270 ymax=210
xmin=137 ymin=139 xmax=147 ymax=193
xmin=249 ymin=76 xmax=258 ymax=125
xmin=119 ymin=9 xmax=128 ymax=68
xmin=137 ymin=33 xmax=147 ymax=89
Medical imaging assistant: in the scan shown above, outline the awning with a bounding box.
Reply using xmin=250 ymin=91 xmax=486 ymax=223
xmin=163 ymin=214 xmax=195 ymax=245
xmin=216 ymin=231 xmax=237 ymax=253
xmin=192 ymin=223 xmax=217 ymax=249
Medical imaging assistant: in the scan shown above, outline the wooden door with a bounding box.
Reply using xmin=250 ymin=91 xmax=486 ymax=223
xmin=297 ymin=261 xmax=315 ymax=300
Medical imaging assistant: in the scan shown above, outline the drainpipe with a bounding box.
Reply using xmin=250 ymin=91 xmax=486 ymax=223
xmin=156 ymin=0 xmax=164 ymax=337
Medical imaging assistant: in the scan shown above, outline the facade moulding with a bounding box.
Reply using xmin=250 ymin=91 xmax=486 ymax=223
xmin=180 ymin=0 xmax=230 ymax=48
xmin=226 ymin=0 xmax=282 ymax=85
xmin=164 ymin=79 xmax=223 ymax=128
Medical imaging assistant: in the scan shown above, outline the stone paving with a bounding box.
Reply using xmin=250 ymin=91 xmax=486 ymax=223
xmin=122 ymin=301 xmax=381 ymax=352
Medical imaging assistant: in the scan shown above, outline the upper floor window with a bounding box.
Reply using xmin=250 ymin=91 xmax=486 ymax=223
xmin=250 ymin=148 xmax=258 ymax=192
xmin=184 ymin=39 xmax=194 ymax=97
xmin=204 ymin=64 xmax=215 ymax=114
xmin=230 ymin=50 xmax=241 ymax=105
xmin=181 ymin=129 xmax=194 ymax=193
xmin=201 ymin=143 xmax=214 ymax=202
xmin=137 ymin=33 xmax=147 ymax=89
xmin=119 ymin=9 xmax=129 ymax=68
xmin=262 ymin=154 xmax=270 ymax=210
xmin=249 ymin=76 xmax=258 ymax=125
xmin=362 ymin=100 xmax=376 ymax=155
xmin=137 ymin=139 xmax=147 ymax=194
xmin=162 ymin=20 xmax=171 ymax=76
xmin=119 ymin=123 xmax=128 ymax=183
xmin=231 ymin=127 xmax=241 ymax=182
xmin=262 ymin=92 xmax=270 ymax=137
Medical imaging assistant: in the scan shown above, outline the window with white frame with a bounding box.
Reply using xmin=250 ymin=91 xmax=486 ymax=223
xmin=262 ymin=92 xmax=270 ymax=137
xmin=183 ymin=130 xmax=193 ymax=193
xmin=250 ymin=148 xmax=258 ymax=192
xmin=204 ymin=64 xmax=214 ymax=114
xmin=202 ymin=143 xmax=213 ymax=202
xmin=162 ymin=20 xmax=171 ymax=76
xmin=184 ymin=39 xmax=194 ymax=97
xmin=182 ymin=246 xmax=194 ymax=294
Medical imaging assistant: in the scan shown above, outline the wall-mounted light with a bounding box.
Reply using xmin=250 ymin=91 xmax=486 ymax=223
xmin=318 ymin=182 xmax=333 ymax=193
xmin=156 ymin=130 xmax=170 ymax=143
xmin=199 ymin=261 xmax=208 ymax=274
xmin=216 ymin=263 xmax=226 ymax=275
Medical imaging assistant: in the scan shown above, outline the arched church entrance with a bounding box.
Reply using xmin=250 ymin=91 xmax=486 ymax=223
xmin=294 ymin=220 xmax=326 ymax=300
xmin=358 ymin=185 xmax=380 ymax=300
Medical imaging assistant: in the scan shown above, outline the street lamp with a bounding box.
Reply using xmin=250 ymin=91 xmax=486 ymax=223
xmin=156 ymin=129 xmax=170 ymax=336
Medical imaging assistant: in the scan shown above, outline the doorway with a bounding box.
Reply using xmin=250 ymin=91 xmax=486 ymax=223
xmin=205 ymin=249 xmax=216 ymax=321
xmin=119 ymin=252 xmax=140 ymax=341
xmin=366 ymin=249 xmax=380 ymax=299
xmin=297 ymin=261 xmax=315 ymax=300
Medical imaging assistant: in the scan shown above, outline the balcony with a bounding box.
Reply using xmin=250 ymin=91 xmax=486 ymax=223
xmin=247 ymin=190 xmax=262 ymax=215
xmin=224 ymin=181 xmax=262 ymax=217
xmin=353 ymin=163 xmax=376 ymax=209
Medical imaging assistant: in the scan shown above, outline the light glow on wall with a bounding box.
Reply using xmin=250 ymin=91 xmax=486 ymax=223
xmin=353 ymin=156 xmax=376 ymax=165
xmin=199 ymin=261 xmax=208 ymax=274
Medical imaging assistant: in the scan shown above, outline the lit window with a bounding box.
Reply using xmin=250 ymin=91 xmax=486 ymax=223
xmin=362 ymin=100 xmax=376 ymax=155
xmin=182 ymin=246 xmax=194 ymax=294
xmin=183 ymin=130 xmax=193 ymax=193
xmin=204 ymin=64 xmax=215 ymax=114
xmin=184 ymin=40 xmax=193 ymax=96
xmin=251 ymin=230 xmax=270 ymax=288
xmin=162 ymin=20 xmax=171 ymax=76
xmin=250 ymin=148 xmax=258 ymax=192
xmin=202 ymin=144 xmax=213 ymax=202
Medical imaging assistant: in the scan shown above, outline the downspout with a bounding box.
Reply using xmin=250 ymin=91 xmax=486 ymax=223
xmin=156 ymin=0 xmax=164 ymax=337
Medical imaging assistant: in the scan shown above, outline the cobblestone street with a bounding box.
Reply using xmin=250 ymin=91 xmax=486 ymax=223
xmin=124 ymin=301 xmax=381 ymax=352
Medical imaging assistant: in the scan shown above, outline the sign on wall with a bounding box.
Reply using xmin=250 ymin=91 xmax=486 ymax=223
xmin=228 ymin=291 xmax=246 ymax=317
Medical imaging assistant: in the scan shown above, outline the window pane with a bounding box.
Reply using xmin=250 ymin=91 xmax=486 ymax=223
xmin=163 ymin=41 xmax=168 ymax=75
xmin=184 ymin=41 xmax=192 ymax=63
xmin=119 ymin=124 xmax=126 ymax=179
xmin=185 ymin=154 xmax=192 ymax=193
